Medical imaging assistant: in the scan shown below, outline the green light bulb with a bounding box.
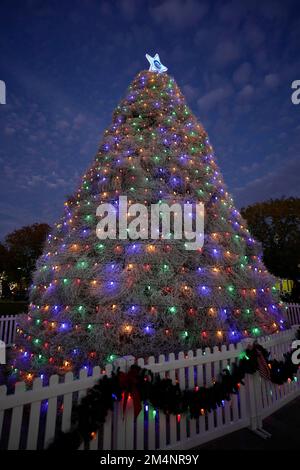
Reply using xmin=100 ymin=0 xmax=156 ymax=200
xmin=252 ymin=327 xmax=260 ymax=336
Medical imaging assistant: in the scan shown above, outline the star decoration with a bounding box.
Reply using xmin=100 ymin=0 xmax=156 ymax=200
xmin=145 ymin=53 xmax=168 ymax=74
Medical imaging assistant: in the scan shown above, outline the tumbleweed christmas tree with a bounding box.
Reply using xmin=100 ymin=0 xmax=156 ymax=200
xmin=13 ymin=56 xmax=284 ymax=381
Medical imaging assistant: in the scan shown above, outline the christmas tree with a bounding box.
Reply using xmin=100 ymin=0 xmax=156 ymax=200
xmin=12 ymin=55 xmax=284 ymax=381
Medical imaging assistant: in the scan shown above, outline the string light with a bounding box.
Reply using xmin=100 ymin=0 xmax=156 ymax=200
xmin=13 ymin=69 xmax=284 ymax=381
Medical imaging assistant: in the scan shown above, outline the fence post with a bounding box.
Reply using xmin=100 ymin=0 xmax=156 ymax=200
xmin=242 ymin=338 xmax=273 ymax=439
xmin=245 ymin=372 xmax=264 ymax=431
xmin=291 ymin=324 xmax=300 ymax=333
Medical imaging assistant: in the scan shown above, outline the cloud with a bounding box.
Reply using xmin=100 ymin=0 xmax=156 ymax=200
xmin=56 ymin=119 xmax=69 ymax=130
xmin=197 ymin=84 xmax=234 ymax=111
xmin=150 ymin=0 xmax=208 ymax=29
xmin=240 ymin=162 xmax=260 ymax=174
xmin=4 ymin=126 xmax=16 ymax=136
xmin=217 ymin=0 xmax=248 ymax=24
xmin=119 ymin=0 xmax=138 ymax=20
xmin=3 ymin=165 xmax=16 ymax=179
xmin=234 ymin=156 xmax=300 ymax=207
xmin=264 ymin=73 xmax=280 ymax=88
xmin=18 ymin=171 xmax=75 ymax=191
xmin=237 ymin=84 xmax=254 ymax=101
xmin=194 ymin=27 xmax=213 ymax=47
xmin=233 ymin=62 xmax=253 ymax=85
xmin=182 ymin=84 xmax=198 ymax=102
xmin=213 ymin=40 xmax=241 ymax=67
xmin=99 ymin=1 xmax=112 ymax=16
xmin=243 ymin=22 xmax=265 ymax=48
xmin=258 ymin=0 xmax=287 ymax=21
xmin=73 ymin=113 xmax=87 ymax=129
xmin=0 ymin=199 xmax=47 ymax=241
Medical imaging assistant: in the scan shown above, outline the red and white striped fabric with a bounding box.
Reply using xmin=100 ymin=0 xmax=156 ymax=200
xmin=256 ymin=347 xmax=271 ymax=381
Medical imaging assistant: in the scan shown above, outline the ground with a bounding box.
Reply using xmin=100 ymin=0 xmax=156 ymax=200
xmin=195 ymin=397 xmax=300 ymax=450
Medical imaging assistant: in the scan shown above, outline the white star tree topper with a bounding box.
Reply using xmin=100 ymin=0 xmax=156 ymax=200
xmin=145 ymin=53 xmax=168 ymax=73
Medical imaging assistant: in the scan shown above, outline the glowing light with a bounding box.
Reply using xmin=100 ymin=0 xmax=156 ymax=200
xmin=252 ymin=327 xmax=260 ymax=336
xmin=124 ymin=325 xmax=133 ymax=333
xmin=145 ymin=53 xmax=168 ymax=73
xmin=168 ymin=306 xmax=177 ymax=314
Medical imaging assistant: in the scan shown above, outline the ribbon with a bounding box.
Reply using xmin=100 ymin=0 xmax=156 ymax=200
xmin=118 ymin=367 xmax=142 ymax=418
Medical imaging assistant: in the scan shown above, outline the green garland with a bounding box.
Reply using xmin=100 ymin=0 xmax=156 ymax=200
xmin=48 ymin=332 xmax=300 ymax=450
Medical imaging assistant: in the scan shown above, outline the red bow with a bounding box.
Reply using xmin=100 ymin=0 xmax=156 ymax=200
xmin=118 ymin=368 xmax=142 ymax=418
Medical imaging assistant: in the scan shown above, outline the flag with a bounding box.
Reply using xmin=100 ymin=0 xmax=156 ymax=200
xmin=255 ymin=345 xmax=271 ymax=381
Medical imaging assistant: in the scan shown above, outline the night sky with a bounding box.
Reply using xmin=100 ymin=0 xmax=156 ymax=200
xmin=1 ymin=0 xmax=300 ymax=240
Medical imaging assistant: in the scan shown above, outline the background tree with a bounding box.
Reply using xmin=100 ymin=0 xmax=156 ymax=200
xmin=0 ymin=242 xmax=12 ymax=298
xmin=0 ymin=223 xmax=50 ymax=298
xmin=0 ymin=242 xmax=9 ymax=274
xmin=241 ymin=198 xmax=300 ymax=301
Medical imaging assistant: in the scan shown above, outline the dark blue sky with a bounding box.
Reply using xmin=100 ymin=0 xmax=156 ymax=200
xmin=0 ymin=0 xmax=300 ymax=239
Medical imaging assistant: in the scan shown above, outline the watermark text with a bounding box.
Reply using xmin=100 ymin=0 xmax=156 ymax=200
xmin=0 ymin=80 xmax=6 ymax=104
xmin=96 ymin=196 xmax=204 ymax=251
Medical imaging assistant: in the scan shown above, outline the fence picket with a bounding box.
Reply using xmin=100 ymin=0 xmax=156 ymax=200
xmin=8 ymin=316 xmax=13 ymax=344
xmin=26 ymin=378 xmax=43 ymax=449
xmin=87 ymin=366 xmax=102 ymax=450
xmin=0 ymin=318 xmax=4 ymax=341
xmin=114 ymin=358 xmax=126 ymax=450
xmin=204 ymin=347 xmax=214 ymax=432
xmin=187 ymin=350 xmax=197 ymax=439
xmin=76 ymin=368 xmax=88 ymax=451
xmin=124 ymin=357 xmax=135 ymax=451
xmin=212 ymin=346 xmax=222 ymax=428
xmin=103 ymin=364 xmax=113 ymax=450
xmin=195 ymin=348 xmax=205 ymax=435
xmin=61 ymin=372 xmax=74 ymax=433
xmin=8 ymin=381 xmax=26 ymax=449
xmin=136 ymin=358 xmax=145 ymax=450
xmin=158 ymin=354 xmax=167 ymax=449
xmin=147 ymin=356 xmax=156 ymax=450
xmin=220 ymin=344 xmax=231 ymax=426
xmin=44 ymin=374 xmax=59 ymax=448
xmin=229 ymin=344 xmax=239 ymax=422
xmin=0 ymin=385 xmax=7 ymax=444
xmin=167 ymin=352 xmax=177 ymax=446
xmin=177 ymin=351 xmax=187 ymax=443
xmin=236 ymin=341 xmax=247 ymax=422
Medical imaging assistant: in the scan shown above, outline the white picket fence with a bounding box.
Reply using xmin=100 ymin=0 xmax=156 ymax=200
xmin=286 ymin=303 xmax=300 ymax=327
xmin=0 ymin=326 xmax=299 ymax=450
xmin=0 ymin=315 xmax=17 ymax=347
